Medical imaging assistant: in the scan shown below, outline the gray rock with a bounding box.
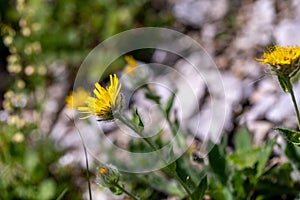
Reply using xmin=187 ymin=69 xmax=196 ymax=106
xmin=172 ymin=0 xmax=228 ymax=27
xmin=234 ymin=0 xmax=275 ymax=49
xmin=274 ymin=18 xmax=300 ymax=46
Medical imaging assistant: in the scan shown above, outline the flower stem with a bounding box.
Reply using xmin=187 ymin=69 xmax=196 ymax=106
xmin=289 ymin=84 xmax=300 ymax=130
xmin=116 ymin=113 xmax=192 ymax=198
xmin=78 ymin=131 xmax=93 ymax=200
xmin=116 ymin=115 xmax=157 ymax=151
xmin=114 ymin=183 xmax=140 ymax=200
xmin=66 ymin=114 xmax=93 ymax=200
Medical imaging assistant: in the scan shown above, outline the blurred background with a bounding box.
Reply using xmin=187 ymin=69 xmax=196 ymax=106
xmin=1 ymin=0 xmax=300 ymax=199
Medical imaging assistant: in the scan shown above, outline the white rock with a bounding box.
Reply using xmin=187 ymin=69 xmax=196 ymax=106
xmin=234 ymin=0 xmax=275 ymax=49
xmin=172 ymin=0 xmax=228 ymax=27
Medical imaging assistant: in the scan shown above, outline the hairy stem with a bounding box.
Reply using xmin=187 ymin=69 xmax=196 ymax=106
xmin=287 ymin=78 xmax=300 ymax=130
xmin=114 ymin=183 xmax=140 ymax=200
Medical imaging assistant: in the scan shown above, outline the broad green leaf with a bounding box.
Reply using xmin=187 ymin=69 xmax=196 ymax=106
xmin=227 ymin=138 xmax=276 ymax=177
xmin=256 ymin=137 xmax=276 ymax=177
xmin=275 ymin=127 xmax=300 ymax=145
xmin=208 ymin=141 xmax=228 ymax=185
xmin=231 ymin=171 xmax=246 ymax=199
xmin=284 ymin=142 xmax=300 ymax=172
xmin=175 ymin=155 xmax=200 ymax=190
xmin=38 ymin=179 xmax=56 ymax=200
xmin=234 ymin=127 xmax=252 ymax=151
xmin=191 ymin=176 xmax=207 ymax=200
xmin=208 ymin=187 xmax=233 ymax=200
xmin=262 ymin=163 xmax=293 ymax=187
xmin=162 ymin=161 xmax=177 ymax=176
xmin=227 ymin=148 xmax=260 ymax=169
xmin=277 ymin=75 xmax=290 ymax=93
xmin=143 ymin=172 xmax=185 ymax=197
xmin=220 ymin=135 xmax=228 ymax=156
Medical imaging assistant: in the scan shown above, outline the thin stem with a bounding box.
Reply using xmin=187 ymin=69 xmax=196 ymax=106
xmin=78 ymin=130 xmax=93 ymax=200
xmin=115 ymin=113 xmax=192 ymax=197
xmin=65 ymin=114 xmax=92 ymax=200
xmin=116 ymin=115 xmax=157 ymax=151
xmin=114 ymin=183 xmax=140 ymax=200
xmin=289 ymin=87 xmax=300 ymax=130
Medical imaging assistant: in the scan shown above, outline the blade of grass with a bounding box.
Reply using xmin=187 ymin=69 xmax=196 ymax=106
xmin=56 ymin=188 xmax=68 ymax=200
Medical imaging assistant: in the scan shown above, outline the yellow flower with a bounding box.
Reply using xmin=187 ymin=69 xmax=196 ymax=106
xmin=78 ymin=74 xmax=122 ymax=120
xmin=255 ymin=45 xmax=300 ymax=76
xmin=65 ymin=87 xmax=90 ymax=109
xmin=98 ymin=167 xmax=108 ymax=175
xmin=124 ymin=55 xmax=137 ymax=74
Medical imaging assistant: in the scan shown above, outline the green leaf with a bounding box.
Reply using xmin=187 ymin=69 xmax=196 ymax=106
xmin=284 ymin=142 xmax=300 ymax=171
xmin=175 ymin=156 xmax=199 ymax=189
xmin=227 ymin=137 xmax=276 ymax=177
xmin=164 ymin=91 xmax=176 ymax=117
xmin=208 ymin=141 xmax=228 ymax=185
xmin=132 ymin=108 xmax=144 ymax=131
xmin=38 ymin=179 xmax=56 ymax=200
xmin=231 ymin=171 xmax=247 ymax=199
xmin=275 ymin=127 xmax=300 ymax=145
xmin=227 ymin=148 xmax=260 ymax=169
xmin=142 ymin=172 xmax=185 ymax=197
xmin=277 ymin=75 xmax=290 ymax=93
xmin=255 ymin=163 xmax=298 ymax=198
xmin=234 ymin=127 xmax=252 ymax=151
xmin=162 ymin=161 xmax=177 ymax=176
xmin=262 ymin=163 xmax=293 ymax=187
xmin=208 ymin=187 xmax=233 ymax=200
xmin=256 ymin=137 xmax=276 ymax=177
xmin=145 ymin=92 xmax=160 ymax=104
xmin=191 ymin=176 xmax=207 ymax=200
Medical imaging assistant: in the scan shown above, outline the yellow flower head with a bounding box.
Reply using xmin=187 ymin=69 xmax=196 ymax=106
xmin=255 ymin=45 xmax=300 ymax=76
xmin=98 ymin=167 xmax=108 ymax=175
xmin=124 ymin=55 xmax=137 ymax=74
xmin=65 ymin=87 xmax=90 ymax=109
xmin=78 ymin=74 xmax=122 ymax=121
xmin=96 ymin=164 xmax=121 ymax=190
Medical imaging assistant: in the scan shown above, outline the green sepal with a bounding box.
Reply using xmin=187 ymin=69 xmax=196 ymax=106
xmin=277 ymin=75 xmax=290 ymax=93
xmin=109 ymin=183 xmax=123 ymax=195
xmin=274 ymin=127 xmax=300 ymax=146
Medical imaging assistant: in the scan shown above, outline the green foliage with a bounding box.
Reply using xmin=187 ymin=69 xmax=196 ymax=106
xmin=275 ymin=127 xmax=300 ymax=146
xmin=277 ymin=75 xmax=291 ymax=93
xmin=0 ymin=129 xmax=82 ymax=199
xmin=0 ymin=0 xmax=173 ymax=199
xmin=206 ymin=127 xmax=299 ymax=200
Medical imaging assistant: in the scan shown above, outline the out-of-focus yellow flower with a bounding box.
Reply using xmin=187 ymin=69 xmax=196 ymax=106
xmin=7 ymin=115 xmax=25 ymax=128
xmin=78 ymin=74 xmax=122 ymax=121
xmin=98 ymin=167 xmax=108 ymax=175
xmin=122 ymin=56 xmax=152 ymax=90
xmin=124 ymin=55 xmax=137 ymax=74
xmin=12 ymin=132 xmax=25 ymax=143
xmin=255 ymin=45 xmax=300 ymax=76
xmin=66 ymin=87 xmax=90 ymax=109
